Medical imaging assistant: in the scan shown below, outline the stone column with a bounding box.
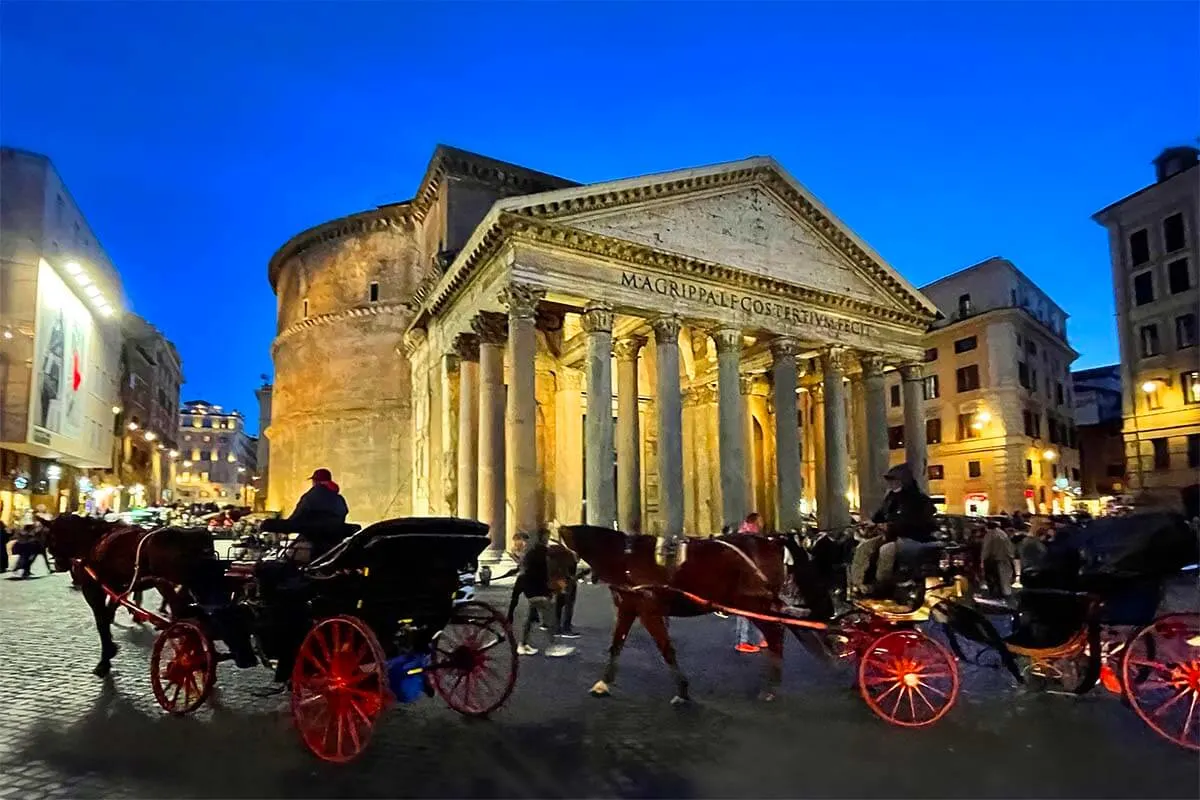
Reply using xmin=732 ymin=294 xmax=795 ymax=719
xmin=440 ymin=353 xmax=460 ymax=515
xmin=770 ymin=337 xmax=803 ymax=531
xmin=150 ymin=448 xmax=163 ymax=504
xmin=167 ymin=457 xmax=177 ymax=502
xmin=859 ymin=355 xmax=890 ymax=519
xmin=741 ymin=376 xmax=757 ymax=522
xmin=503 ymin=284 xmax=543 ymax=546
xmin=900 ymin=362 xmax=928 ymax=491
xmin=713 ymin=328 xmax=746 ymax=529
xmin=582 ymin=303 xmax=616 ymax=528
xmin=473 ymin=313 xmax=507 ymax=556
xmin=614 ymin=336 xmax=644 ymax=533
xmin=455 ymin=334 xmax=480 ymax=519
xmin=652 ymin=315 xmax=685 ymax=541
xmin=821 ymin=347 xmax=852 ymax=529
xmin=812 ymin=383 xmax=828 ymax=528
xmin=554 ymin=368 xmax=584 ymax=524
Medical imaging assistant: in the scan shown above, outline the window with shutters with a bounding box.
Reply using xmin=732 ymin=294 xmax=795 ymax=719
xmin=1163 ymin=212 xmax=1186 ymax=253
xmin=1133 ymin=272 xmax=1154 ymax=306
xmin=956 ymin=365 xmax=980 ymax=392
xmin=1129 ymin=229 xmax=1150 ymax=266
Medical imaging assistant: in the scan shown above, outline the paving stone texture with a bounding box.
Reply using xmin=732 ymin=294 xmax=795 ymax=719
xmin=0 ymin=572 xmax=1196 ymax=798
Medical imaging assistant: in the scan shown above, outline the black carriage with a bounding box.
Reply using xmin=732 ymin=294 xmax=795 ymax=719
xmin=148 ymin=517 xmax=518 ymax=763
xmin=935 ymin=511 xmax=1200 ymax=751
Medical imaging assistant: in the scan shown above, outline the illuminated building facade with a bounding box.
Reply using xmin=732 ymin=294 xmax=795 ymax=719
xmin=888 ymin=257 xmax=1082 ymax=516
xmin=1093 ymin=146 xmax=1199 ymax=516
xmin=0 ymin=147 xmax=125 ymax=523
xmin=174 ymin=400 xmax=258 ymax=506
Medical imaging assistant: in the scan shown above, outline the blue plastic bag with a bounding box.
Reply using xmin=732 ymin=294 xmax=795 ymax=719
xmin=386 ymin=652 xmax=430 ymax=703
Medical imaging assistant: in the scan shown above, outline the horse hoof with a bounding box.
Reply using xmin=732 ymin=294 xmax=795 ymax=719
xmin=589 ymin=680 xmax=610 ymax=697
xmin=670 ymin=694 xmax=689 ymax=706
xmin=93 ymin=662 xmax=111 ymax=678
xmin=758 ymin=690 xmax=777 ymax=702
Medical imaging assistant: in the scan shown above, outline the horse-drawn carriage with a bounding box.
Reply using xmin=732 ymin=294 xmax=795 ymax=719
xmin=88 ymin=516 xmax=518 ymax=763
xmin=934 ymin=510 xmax=1199 ymax=751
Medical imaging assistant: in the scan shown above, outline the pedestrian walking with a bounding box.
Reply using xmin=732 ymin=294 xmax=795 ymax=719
xmin=0 ymin=520 xmax=9 ymax=573
xmin=980 ymin=522 xmax=1015 ymax=600
xmin=512 ymin=530 xmax=576 ymax=658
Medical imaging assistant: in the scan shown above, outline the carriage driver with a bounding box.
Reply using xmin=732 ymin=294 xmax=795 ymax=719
xmin=854 ymin=462 xmax=937 ymax=595
xmin=276 ymin=468 xmax=350 ymax=561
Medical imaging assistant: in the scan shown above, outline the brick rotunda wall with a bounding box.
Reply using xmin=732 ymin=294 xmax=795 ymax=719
xmin=267 ymin=207 xmax=423 ymax=524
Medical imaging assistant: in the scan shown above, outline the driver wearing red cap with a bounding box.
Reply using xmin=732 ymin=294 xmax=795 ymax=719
xmin=281 ymin=469 xmax=350 ymax=554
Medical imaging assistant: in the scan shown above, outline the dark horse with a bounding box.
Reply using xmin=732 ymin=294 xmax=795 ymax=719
xmin=559 ymin=525 xmax=834 ymax=704
xmin=44 ymin=515 xmax=215 ymax=677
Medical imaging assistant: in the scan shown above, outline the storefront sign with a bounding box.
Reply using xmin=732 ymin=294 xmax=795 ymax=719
xmin=619 ymin=270 xmax=877 ymax=339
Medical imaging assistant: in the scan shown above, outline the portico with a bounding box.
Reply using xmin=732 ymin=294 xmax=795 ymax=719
xmin=404 ymin=157 xmax=938 ymax=556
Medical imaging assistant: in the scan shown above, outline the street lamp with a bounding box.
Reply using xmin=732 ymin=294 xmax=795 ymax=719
xmin=1042 ymin=449 xmax=1057 ymax=462
xmin=127 ymin=422 xmax=138 ymax=431
xmin=144 ymin=431 xmax=157 ymax=441
xmin=168 ymin=450 xmax=179 ymax=459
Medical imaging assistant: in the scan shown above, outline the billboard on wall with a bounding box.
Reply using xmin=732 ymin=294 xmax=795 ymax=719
xmin=30 ymin=260 xmax=93 ymax=443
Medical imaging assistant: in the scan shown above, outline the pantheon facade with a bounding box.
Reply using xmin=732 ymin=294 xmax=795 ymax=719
xmin=267 ymin=147 xmax=939 ymax=555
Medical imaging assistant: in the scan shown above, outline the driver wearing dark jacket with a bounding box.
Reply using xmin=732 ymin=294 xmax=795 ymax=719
xmin=872 ymin=463 xmax=937 ymax=589
xmin=282 ymin=468 xmax=349 ymax=558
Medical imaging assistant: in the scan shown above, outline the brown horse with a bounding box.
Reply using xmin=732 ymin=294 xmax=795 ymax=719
xmin=558 ymin=525 xmax=834 ymax=704
xmin=44 ymin=515 xmax=216 ymax=677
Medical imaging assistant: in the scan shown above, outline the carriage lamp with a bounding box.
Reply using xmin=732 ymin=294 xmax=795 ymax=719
xmin=1043 ymin=449 xmax=1057 ymax=461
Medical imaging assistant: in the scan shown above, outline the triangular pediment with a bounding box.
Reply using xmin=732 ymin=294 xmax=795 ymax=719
xmin=499 ymin=158 xmax=938 ymax=318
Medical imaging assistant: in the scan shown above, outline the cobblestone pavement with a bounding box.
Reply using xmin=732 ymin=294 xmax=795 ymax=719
xmin=1 ymin=571 xmax=1196 ymax=799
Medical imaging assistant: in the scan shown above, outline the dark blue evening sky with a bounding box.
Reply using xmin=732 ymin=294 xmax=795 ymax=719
xmin=2 ymin=1 xmax=1197 ymax=432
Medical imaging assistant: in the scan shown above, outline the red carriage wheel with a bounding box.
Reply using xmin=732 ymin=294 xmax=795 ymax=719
xmin=291 ymin=615 xmax=390 ymax=764
xmin=858 ymin=629 xmax=960 ymax=728
xmin=151 ymin=619 xmax=217 ymax=715
xmin=429 ymin=601 xmax=518 ymax=717
xmin=1120 ymin=613 xmax=1200 ymax=751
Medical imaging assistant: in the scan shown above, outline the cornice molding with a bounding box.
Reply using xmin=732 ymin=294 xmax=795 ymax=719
xmin=271 ymin=302 xmax=412 ymax=352
xmin=504 ymin=165 xmax=934 ymax=319
xmin=409 ymin=146 xmax=577 ymax=225
xmin=267 ymin=205 xmax=414 ymax=290
xmin=419 ymin=212 xmax=933 ymax=332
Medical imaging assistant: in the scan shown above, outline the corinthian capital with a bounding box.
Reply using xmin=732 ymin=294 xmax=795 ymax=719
xmin=650 ymin=314 xmax=682 ymax=343
xmin=860 ymin=353 xmax=886 ymax=379
xmin=472 ymin=311 xmax=508 ymax=345
xmin=821 ymin=346 xmax=846 ymax=373
xmin=500 ymin=283 xmax=545 ymax=321
xmin=899 ymin=362 xmax=924 ymax=382
xmin=769 ymin=336 xmax=800 ymax=360
xmin=580 ymin=303 xmax=613 ymax=334
xmin=613 ymin=336 xmax=646 ymax=362
xmin=453 ymin=332 xmax=480 ymax=362
xmin=712 ymin=327 xmax=743 ymax=355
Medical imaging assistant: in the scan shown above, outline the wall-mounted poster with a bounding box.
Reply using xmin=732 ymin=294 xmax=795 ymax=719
xmin=31 ymin=260 xmax=92 ymax=441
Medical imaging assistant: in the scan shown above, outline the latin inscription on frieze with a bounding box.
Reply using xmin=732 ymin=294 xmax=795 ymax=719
xmin=619 ymin=270 xmax=875 ymax=338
